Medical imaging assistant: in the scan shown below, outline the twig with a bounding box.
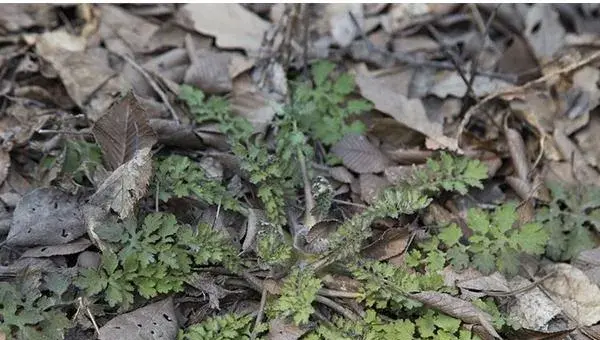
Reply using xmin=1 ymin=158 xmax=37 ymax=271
xmin=315 ymin=295 xmax=359 ymax=321
xmin=118 ymin=53 xmax=180 ymax=124
xmin=427 ymin=24 xmax=475 ymax=99
xmin=318 ymin=288 xmax=361 ymax=299
xmin=457 ymin=49 xmax=600 ymax=146
xmin=332 ymin=199 xmax=367 ymax=209
xmin=347 ymin=11 xmax=517 ymax=83
xmin=467 ymin=5 xmax=501 ymax=93
xmin=251 ymin=285 xmax=268 ymax=340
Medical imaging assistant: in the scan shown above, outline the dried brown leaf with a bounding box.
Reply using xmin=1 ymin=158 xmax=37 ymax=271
xmin=92 ymin=92 xmax=157 ymax=171
xmin=329 ymin=166 xmax=354 ymax=184
xmin=89 ymin=147 xmax=153 ymax=220
xmin=362 ymin=228 xmax=411 ymax=261
xmin=175 ymin=4 xmax=270 ymax=55
xmin=36 ymin=30 xmax=115 ymax=107
xmin=331 ymin=134 xmax=388 ymax=174
xmin=21 ymin=238 xmax=92 ymax=258
xmin=230 ymin=91 xmax=278 ymax=134
xmin=99 ymin=4 xmax=159 ymax=56
xmin=184 ymin=50 xmax=232 ymax=94
xmin=148 ymin=118 xmax=204 ymax=149
xmin=356 ymin=73 xmax=459 ymax=151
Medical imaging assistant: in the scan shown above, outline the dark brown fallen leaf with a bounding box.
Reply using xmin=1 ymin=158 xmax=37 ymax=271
xmin=362 ymin=228 xmax=411 ymax=261
xmin=148 ymin=118 xmax=204 ymax=149
xmin=98 ymin=297 xmax=178 ymax=340
xmin=331 ymin=134 xmax=389 ymax=174
xmin=329 ymin=166 xmax=354 ymax=184
xmin=92 ymin=91 xmax=157 ymax=171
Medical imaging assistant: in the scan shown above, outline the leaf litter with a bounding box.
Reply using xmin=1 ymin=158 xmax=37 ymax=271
xmin=3 ymin=4 xmax=600 ymax=340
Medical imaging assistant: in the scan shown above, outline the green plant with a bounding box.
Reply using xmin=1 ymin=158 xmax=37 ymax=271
xmin=437 ymin=202 xmax=548 ymax=276
xmin=154 ymin=155 xmax=244 ymax=214
xmin=178 ymin=313 xmax=261 ymax=340
xmin=536 ymin=182 xmax=600 ymax=261
xmin=268 ymin=267 xmax=322 ymax=325
xmin=61 ymin=139 xmax=103 ymax=184
xmin=292 ymin=60 xmax=372 ymax=146
xmin=256 ymin=221 xmax=294 ymax=269
xmin=0 ymin=272 xmax=71 ymax=340
xmin=351 ymin=259 xmax=446 ymax=311
xmin=76 ymin=213 xmax=239 ymax=309
xmin=323 ymin=153 xmax=488 ymax=264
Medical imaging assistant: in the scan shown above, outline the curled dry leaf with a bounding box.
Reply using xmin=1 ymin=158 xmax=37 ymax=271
xmin=89 ymin=147 xmax=153 ymax=220
xmin=148 ymin=118 xmax=204 ymax=149
xmin=92 ymin=91 xmax=158 ymax=171
xmin=98 ymin=297 xmax=178 ymax=340
xmin=331 ymin=134 xmax=389 ymax=174
xmin=6 ymin=187 xmax=85 ymax=247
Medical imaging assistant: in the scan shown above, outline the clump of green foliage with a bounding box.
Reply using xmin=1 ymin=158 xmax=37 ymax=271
xmin=178 ymin=312 xmax=262 ymax=340
xmin=76 ymin=213 xmax=239 ymax=309
xmin=324 ymin=153 xmax=488 ymax=264
xmin=430 ymin=202 xmax=548 ymax=276
xmin=536 ymin=182 xmax=600 ymax=261
xmin=256 ymin=221 xmax=294 ymax=269
xmin=154 ymin=155 xmax=244 ymax=213
xmin=0 ymin=272 xmax=71 ymax=340
xmin=268 ymin=267 xmax=322 ymax=325
xmin=179 ymin=60 xmax=372 ymax=225
xmin=306 ymin=309 xmax=478 ymax=340
xmin=290 ymin=60 xmax=372 ymax=146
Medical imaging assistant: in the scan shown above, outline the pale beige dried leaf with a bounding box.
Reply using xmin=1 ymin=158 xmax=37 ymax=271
xmin=327 ymin=4 xmax=363 ymax=47
xmin=356 ymin=73 xmax=459 ymax=151
xmin=90 ymin=147 xmax=153 ymax=220
xmin=524 ymin=4 xmax=565 ymax=60
xmin=331 ymin=134 xmax=388 ymax=174
xmin=506 ymin=176 xmax=532 ymax=201
xmin=99 ymin=297 xmax=177 ymax=340
xmin=542 ymin=263 xmax=600 ymax=327
xmin=21 ymin=238 xmax=92 ymax=258
xmin=175 ymin=4 xmax=270 ymax=55
xmin=268 ymin=318 xmax=306 ymax=340
xmin=242 ymin=208 xmax=266 ymax=252
xmin=410 ymin=291 xmax=501 ymax=339
xmin=552 ymin=128 xmax=599 ymax=185
xmin=0 ymin=149 xmax=10 ymax=186
xmin=92 ymin=92 xmax=158 ymax=171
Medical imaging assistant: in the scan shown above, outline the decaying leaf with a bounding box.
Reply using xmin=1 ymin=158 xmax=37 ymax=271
xmin=99 ymin=4 xmax=159 ymax=56
xmin=542 ymin=263 xmax=600 ymax=327
xmin=89 ymin=147 xmax=153 ymax=219
xmin=356 ymin=73 xmax=459 ymax=151
xmin=98 ymin=297 xmax=178 ymax=340
xmin=506 ymin=275 xmax=563 ymax=331
xmin=175 ymin=4 xmax=270 ymax=56
xmin=429 ymin=72 xmax=513 ymax=98
xmin=359 ymin=173 xmax=389 ymax=204
xmin=230 ymin=91 xmax=278 ymax=134
xmin=331 ymin=134 xmax=389 ymax=174
xmin=184 ymin=50 xmax=233 ymax=94
xmin=6 ymin=187 xmax=85 ymax=247
xmin=36 ymin=29 xmax=115 ymax=107
xmin=92 ymin=92 xmax=158 ymax=171
xmin=524 ymin=4 xmax=566 ymax=60
xmin=327 ymin=4 xmax=363 ymax=48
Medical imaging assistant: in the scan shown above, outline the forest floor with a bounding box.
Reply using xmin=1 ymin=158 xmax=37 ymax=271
xmin=2 ymin=4 xmax=600 ymax=340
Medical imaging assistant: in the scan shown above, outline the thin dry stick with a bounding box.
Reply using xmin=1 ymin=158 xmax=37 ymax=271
xmin=251 ymin=285 xmax=268 ymax=340
xmin=457 ymin=49 xmax=600 ymax=146
xmin=467 ymin=4 xmax=501 ymax=91
xmin=118 ymin=53 xmax=180 ymax=124
xmin=315 ymin=295 xmax=359 ymax=321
